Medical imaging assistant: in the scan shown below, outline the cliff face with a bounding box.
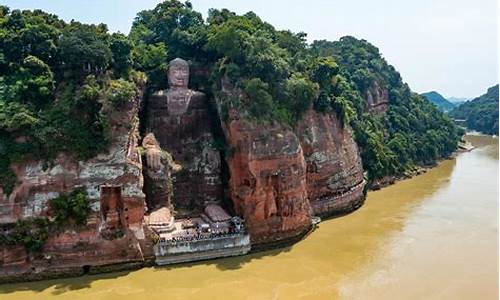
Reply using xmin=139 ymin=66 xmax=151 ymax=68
xmin=223 ymin=120 xmax=311 ymax=244
xmin=0 ymin=73 xmax=368 ymax=279
xmin=216 ymin=83 xmax=366 ymax=245
xmin=296 ymin=109 xmax=365 ymax=217
xmin=0 ymin=88 xmax=153 ymax=277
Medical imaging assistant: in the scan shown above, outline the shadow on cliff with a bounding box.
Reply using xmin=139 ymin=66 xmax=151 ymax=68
xmin=0 ymin=244 xmax=296 ymax=295
xmin=154 ymin=244 xmax=295 ymax=272
xmin=0 ymin=270 xmax=133 ymax=295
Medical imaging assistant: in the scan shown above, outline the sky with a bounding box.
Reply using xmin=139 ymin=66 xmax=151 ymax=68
xmin=1 ymin=0 xmax=498 ymax=98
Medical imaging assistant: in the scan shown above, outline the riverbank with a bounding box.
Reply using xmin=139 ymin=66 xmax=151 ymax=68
xmin=0 ymin=136 xmax=485 ymax=285
xmin=2 ymin=135 xmax=496 ymax=299
xmin=0 ymin=259 xmax=154 ymax=285
xmin=0 ymin=164 xmax=442 ymax=285
xmin=369 ymin=134 xmax=479 ymax=191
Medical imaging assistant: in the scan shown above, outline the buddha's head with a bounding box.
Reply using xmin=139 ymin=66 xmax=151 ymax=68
xmin=167 ymin=58 xmax=189 ymax=88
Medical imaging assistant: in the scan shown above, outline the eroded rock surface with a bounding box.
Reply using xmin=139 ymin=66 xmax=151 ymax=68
xmin=215 ymin=80 xmax=366 ymax=245
xmin=223 ymin=120 xmax=312 ymax=244
xmin=296 ymin=109 xmax=365 ymax=217
xmin=0 ymin=86 xmax=152 ymax=279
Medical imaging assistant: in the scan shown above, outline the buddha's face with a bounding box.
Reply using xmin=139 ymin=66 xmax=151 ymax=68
xmin=168 ymin=65 xmax=189 ymax=88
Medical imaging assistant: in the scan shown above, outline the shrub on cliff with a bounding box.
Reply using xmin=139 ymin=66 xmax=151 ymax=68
xmin=0 ymin=187 xmax=89 ymax=252
xmin=0 ymin=101 xmax=40 ymax=132
xmin=107 ymin=79 xmax=137 ymax=107
xmin=110 ymin=32 xmax=134 ymax=77
xmin=284 ymin=74 xmax=319 ymax=121
xmin=50 ymin=188 xmax=90 ymax=226
xmin=58 ymin=22 xmax=113 ymax=74
xmin=0 ymin=217 xmax=50 ymax=253
xmin=130 ymin=42 xmax=169 ymax=89
xmin=243 ymin=78 xmax=274 ymax=119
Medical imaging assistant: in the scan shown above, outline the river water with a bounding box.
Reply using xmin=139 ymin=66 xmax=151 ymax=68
xmin=1 ymin=135 xmax=498 ymax=300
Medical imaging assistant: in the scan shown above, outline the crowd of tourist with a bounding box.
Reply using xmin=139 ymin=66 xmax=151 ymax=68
xmin=160 ymin=225 xmax=243 ymax=245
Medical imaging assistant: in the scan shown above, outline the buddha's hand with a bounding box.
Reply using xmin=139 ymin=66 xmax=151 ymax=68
xmin=146 ymin=148 xmax=163 ymax=171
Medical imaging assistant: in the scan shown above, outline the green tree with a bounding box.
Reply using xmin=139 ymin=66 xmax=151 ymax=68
xmin=59 ymin=22 xmax=112 ymax=74
xmin=243 ymin=77 xmax=274 ymax=119
xmin=131 ymin=42 xmax=168 ymax=88
xmin=110 ymin=32 xmax=133 ymax=77
xmin=310 ymin=56 xmax=338 ymax=89
xmin=107 ymin=79 xmax=137 ymax=107
xmin=449 ymin=85 xmax=498 ymax=135
xmin=284 ymin=73 xmax=318 ymax=120
xmin=130 ymin=0 xmax=206 ymax=61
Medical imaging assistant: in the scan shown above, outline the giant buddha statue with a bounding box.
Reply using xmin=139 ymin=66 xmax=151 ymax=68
xmin=144 ymin=58 xmax=222 ymax=216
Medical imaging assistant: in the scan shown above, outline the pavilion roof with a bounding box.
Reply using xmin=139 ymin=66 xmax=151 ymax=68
xmin=204 ymin=204 xmax=231 ymax=223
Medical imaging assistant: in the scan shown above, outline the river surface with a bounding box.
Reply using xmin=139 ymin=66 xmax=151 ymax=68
xmin=1 ymin=135 xmax=498 ymax=300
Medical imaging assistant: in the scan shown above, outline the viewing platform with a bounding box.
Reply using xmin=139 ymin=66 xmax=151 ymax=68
xmin=152 ymin=205 xmax=251 ymax=265
xmin=154 ymin=232 xmax=251 ymax=265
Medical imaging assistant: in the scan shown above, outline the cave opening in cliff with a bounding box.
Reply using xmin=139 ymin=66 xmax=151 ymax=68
xmin=82 ymin=265 xmax=90 ymax=274
xmin=100 ymin=186 xmax=123 ymax=230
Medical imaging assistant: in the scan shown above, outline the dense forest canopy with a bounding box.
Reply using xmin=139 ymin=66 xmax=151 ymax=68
xmin=310 ymin=37 xmax=462 ymax=178
xmin=449 ymin=85 xmax=499 ymax=135
xmin=0 ymin=1 xmax=463 ymax=194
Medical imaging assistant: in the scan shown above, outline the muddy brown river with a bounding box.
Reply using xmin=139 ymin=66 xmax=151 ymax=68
xmin=1 ymin=135 xmax=497 ymax=300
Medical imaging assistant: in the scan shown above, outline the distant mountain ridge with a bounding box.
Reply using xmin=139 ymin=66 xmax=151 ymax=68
xmin=449 ymin=85 xmax=499 ymax=135
xmin=421 ymin=91 xmax=456 ymax=112
xmin=447 ymin=96 xmax=469 ymax=106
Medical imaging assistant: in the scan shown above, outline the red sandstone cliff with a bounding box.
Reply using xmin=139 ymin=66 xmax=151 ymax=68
xmin=0 ymin=72 xmax=368 ymax=280
xmin=0 ymin=85 xmax=153 ymax=280
xmin=223 ymin=119 xmax=312 ymax=245
xmin=216 ymin=82 xmax=365 ymax=245
xmin=296 ymin=109 xmax=365 ymax=217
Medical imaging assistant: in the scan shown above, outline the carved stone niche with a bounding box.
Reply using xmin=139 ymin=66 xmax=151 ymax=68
xmin=100 ymin=185 xmax=123 ymax=231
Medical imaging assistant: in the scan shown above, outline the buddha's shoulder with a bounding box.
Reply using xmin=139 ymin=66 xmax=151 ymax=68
xmin=186 ymin=91 xmax=207 ymax=109
xmin=151 ymin=90 xmax=169 ymax=97
xmin=191 ymin=90 xmax=206 ymax=100
xmin=149 ymin=90 xmax=169 ymax=109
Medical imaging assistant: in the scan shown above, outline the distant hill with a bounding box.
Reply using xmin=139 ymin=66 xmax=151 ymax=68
xmin=422 ymin=91 xmax=456 ymax=112
xmin=449 ymin=85 xmax=499 ymax=135
xmin=447 ymin=96 xmax=469 ymax=106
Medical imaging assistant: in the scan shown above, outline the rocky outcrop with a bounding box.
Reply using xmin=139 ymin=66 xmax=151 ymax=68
xmin=222 ymin=120 xmax=312 ymax=244
xmin=216 ymin=82 xmax=365 ymax=245
xmin=296 ymin=109 xmax=365 ymax=217
xmin=366 ymin=80 xmax=389 ymax=113
xmin=0 ymin=85 xmax=153 ymax=279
